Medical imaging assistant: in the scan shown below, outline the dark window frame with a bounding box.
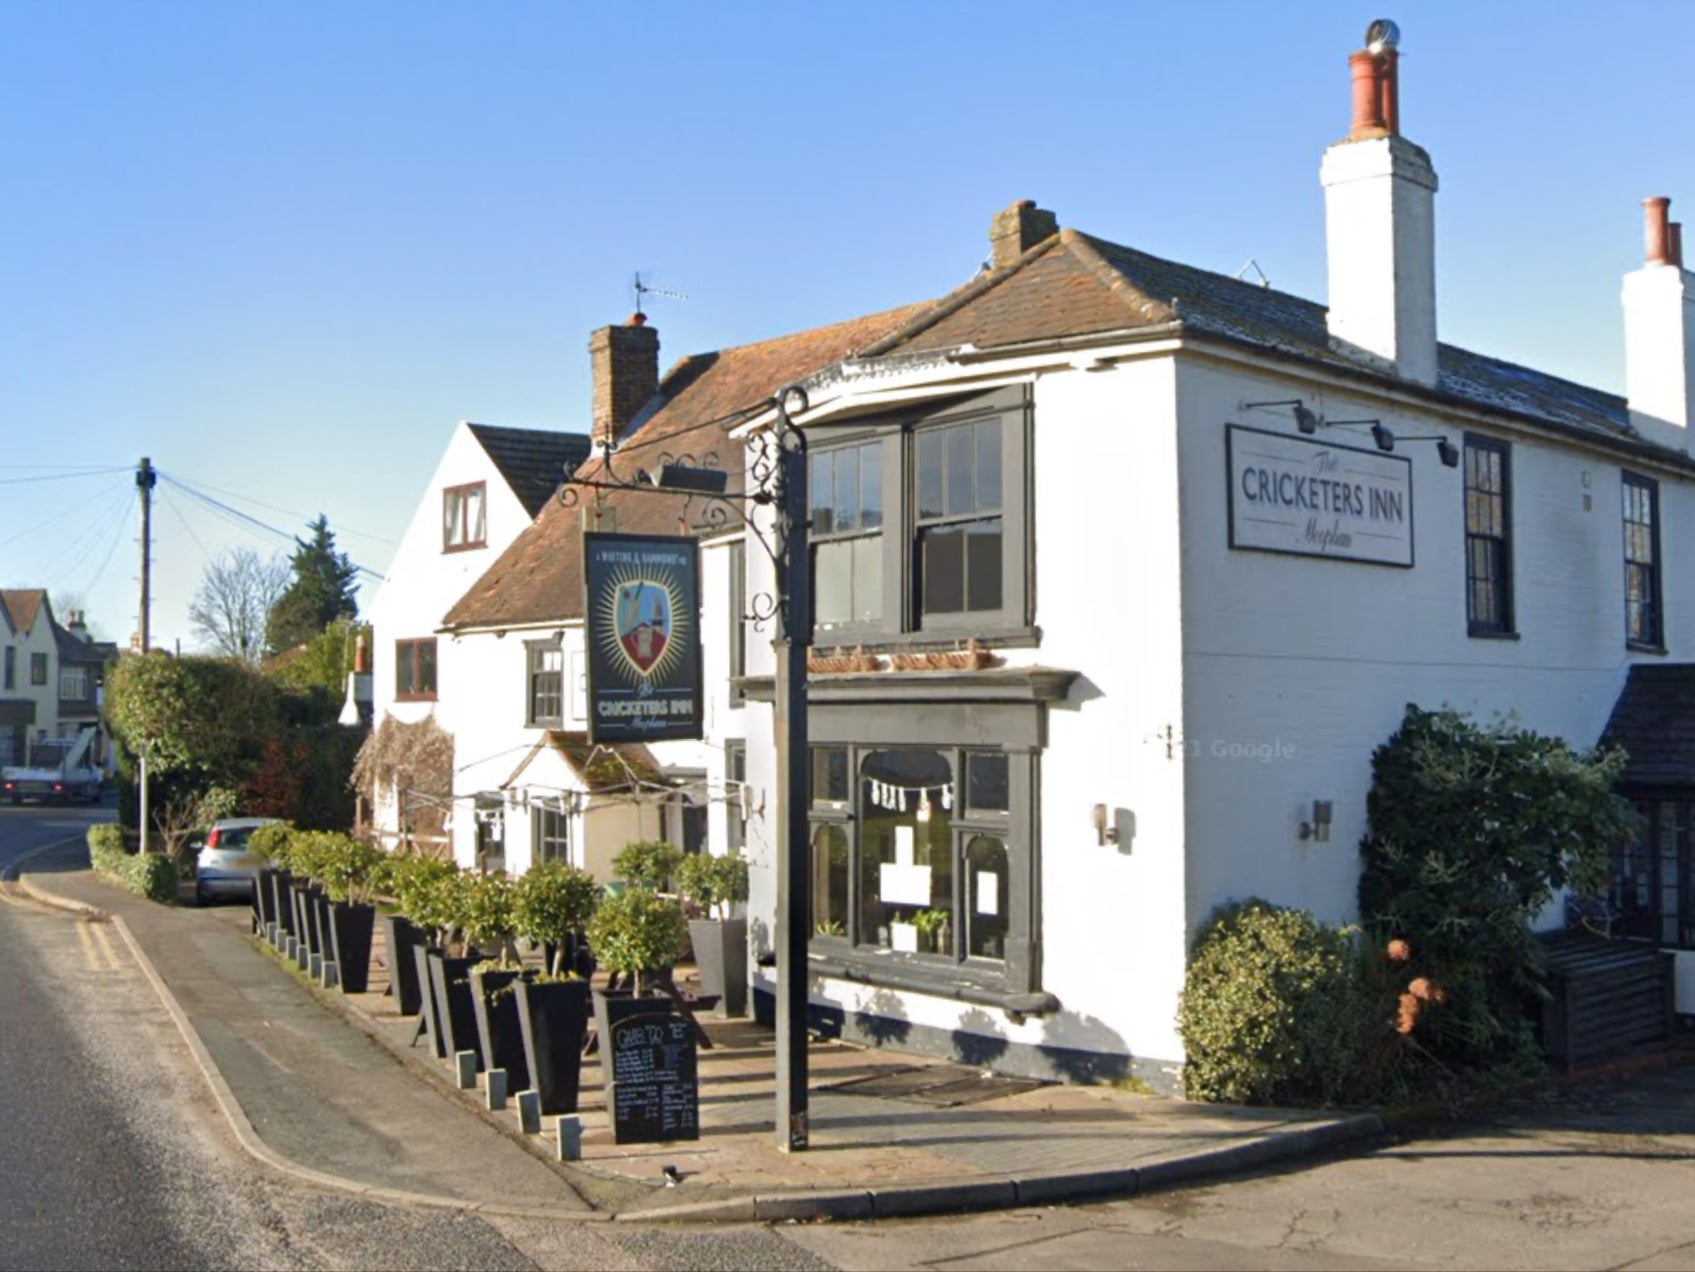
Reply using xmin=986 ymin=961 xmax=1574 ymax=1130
xmin=809 ymin=386 xmax=1033 ymax=646
xmin=442 ymin=481 xmax=488 ymax=553
xmin=3 ymin=646 xmax=14 ymax=691
xmin=1463 ymin=434 xmax=1514 ymax=638
xmin=29 ymin=652 xmax=48 ymax=687
xmin=1611 ymin=797 xmax=1694 ymax=949
xmin=394 ymin=638 xmax=438 ymax=702
xmin=525 ymin=639 xmax=563 ymax=727
xmin=804 ymin=738 xmax=1039 ymax=997
xmin=1623 ymin=471 xmax=1664 ymax=651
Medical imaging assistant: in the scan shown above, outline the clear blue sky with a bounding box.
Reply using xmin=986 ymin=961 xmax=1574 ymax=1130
xmin=4 ymin=1 xmax=1691 ymax=650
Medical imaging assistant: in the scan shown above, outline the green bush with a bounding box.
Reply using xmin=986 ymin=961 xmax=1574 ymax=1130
xmin=1178 ymin=899 xmax=1370 ymax=1106
xmin=121 ymin=853 xmax=179 ymax=904
xmin=300 ymin=832 xmax=381 ymax=904
xmin=676 ymin=852 xmax=748 ymax=919
xmin=458 ymin=872 xmax=517 ymax=950
xmin=248 ymin=821 xmax=297 ymax=870
xmin=87 ymin=824 xmax=127 ymax=874
xmin=389 ymin=855 xmax=462 ymax=943
xmin=1360 ymin=704 xmax=1639 ymax=1078
xmin=612 ymin=840 xmax=682 ymax=892
xmin=587 ymin=888 xmax=688 ymax=994
xmin=514 ymin=861 xmax=600 ymax=972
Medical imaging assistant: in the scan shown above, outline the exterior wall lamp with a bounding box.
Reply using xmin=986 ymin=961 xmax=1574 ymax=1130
xmin=1298 ymin=800 xmax=1333 ymax=843
xmin=1243 ymin=400 xmax=1321 ymax=433
xmin=1091 ymin=803 xmax=1119 ymax=846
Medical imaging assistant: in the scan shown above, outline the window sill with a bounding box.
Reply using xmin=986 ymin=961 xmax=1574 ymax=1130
xmin=806 ymin=948 xmax=1059 ymax=1017
xmin=1467 ymin=628 xmax=1520 ymax=641
xmin=442 ymin=541 xmax=488 ymax=555
xmin=1627 ymin=642 xmax=1670 ymax=657
xmin=811 ymin=626 xmax=1042 ymax=654
xmin=395 ymin=693 xmax=439 ymax=703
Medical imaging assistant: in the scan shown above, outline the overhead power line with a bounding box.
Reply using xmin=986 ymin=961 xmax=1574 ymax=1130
xmin=159 ymin=472 xmax=384 ymax=581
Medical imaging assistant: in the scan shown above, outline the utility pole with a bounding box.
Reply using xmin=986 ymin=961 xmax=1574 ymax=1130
xmin=136 ymin=457 xmax=156 ymax=652
xmin=770 ymin=392 xmax=812 ymax=1152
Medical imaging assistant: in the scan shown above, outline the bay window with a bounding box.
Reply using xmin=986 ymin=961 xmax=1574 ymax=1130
xmin=809 ymin=386 xmax=1031 ymax=643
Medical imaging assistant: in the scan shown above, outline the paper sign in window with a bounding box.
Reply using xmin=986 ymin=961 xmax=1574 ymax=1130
xmin=894 ymin=825 xmax=914 ymax=867
xmin=879 ymin=862 xmax=932 ymax=907
xmin=975 ymin=871 xmax=1000 ymax=916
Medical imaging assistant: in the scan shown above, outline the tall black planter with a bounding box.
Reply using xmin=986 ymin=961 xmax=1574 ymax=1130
xmin=271 ymin=871 xmax=296 ymax=941
xmin=250 ymin=869 xmax=268 ymax=934
xmin=328 ymin=901 xmax=376 ymax=993
xmin=427 ymin=952 xmax=482 ymax=1069
xmin=414 ymin=943 xmax=445 ymax=1058
xmin=382 ymin=915 xmax=424 ymax=1015
xmin=470 ymin=969 xmax=530 ymax=1091
xmin=313 ymin=893 xmax=335 ymax=966
xmin=516 ymin=978 xmax=589 ymax=1115
xmin=289 ymin=885 xmax=314 ymax=964
xmin=688 ymin=917 xmax=748 ymax=1018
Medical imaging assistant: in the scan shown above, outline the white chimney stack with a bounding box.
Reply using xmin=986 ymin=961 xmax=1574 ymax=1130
xmin=1320 ymin=20 xmax=1439 ymax=388
xmin=1623 ymin=195 xmax=1694 ymax=445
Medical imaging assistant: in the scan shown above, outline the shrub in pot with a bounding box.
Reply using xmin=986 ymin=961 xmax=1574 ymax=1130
xmin=612 ymin=840 xmax=683 ymax=893
xmin=678 ymin=852 xmax=749 ymax=1017
xmin=460 ymin=873 xmax=527 ymax=1081
xmin=588 ymin=886 xmax=688 ymax=1045
xmin=511 ymin=862 xmax=599 ymax=1112
xmin=311 ymin=832 xmax=381 ymax=993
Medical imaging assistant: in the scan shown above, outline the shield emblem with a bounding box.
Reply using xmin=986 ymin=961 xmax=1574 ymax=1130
xmin=614 ymin=580 xmax=671 ymax=674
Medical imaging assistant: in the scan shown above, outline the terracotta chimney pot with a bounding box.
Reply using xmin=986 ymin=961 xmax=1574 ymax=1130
xmin=1348 ymin=50 xmax=1386 ymax=138
xmin=1645 ymin=196 xmax=1673 ymax=265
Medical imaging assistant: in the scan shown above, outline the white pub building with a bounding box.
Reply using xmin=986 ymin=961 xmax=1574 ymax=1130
xmin=726 ymin=27 xmax=1695 ymax=1086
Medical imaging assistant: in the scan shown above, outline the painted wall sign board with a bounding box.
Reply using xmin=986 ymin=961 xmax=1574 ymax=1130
xmin=1225 ymin=425 xmax=1415 ymax=567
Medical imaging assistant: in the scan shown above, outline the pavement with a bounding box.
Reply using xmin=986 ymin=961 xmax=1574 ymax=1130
xmin=16 ymin=843 xmax=1385 ymax=1225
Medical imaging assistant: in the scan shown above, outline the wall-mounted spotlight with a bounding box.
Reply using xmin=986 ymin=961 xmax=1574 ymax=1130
xmin=1298 ymin=799 xmax=1333 ymax=843
xmin=1091 ymin=803 xmax=1120 ymax=847
xmin=1329 ymin=418 xmax=1395 ymax=452
xmin=1243 ymin=400 xmax=1321 ymax=434
xmin=1401 ymin=435 xmax=1461 ymax=468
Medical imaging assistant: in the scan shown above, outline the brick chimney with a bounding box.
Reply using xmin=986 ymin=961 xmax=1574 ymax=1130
xmin=1623 ymin=195 xmax=1694 ymax=442
xmin=1320 ymin=23 xmax=1439 ymax=387
xmin=589 ymin=313 xmax=660 ymax=449
xmin=989 ymin=200 xmax=1058 ymax=269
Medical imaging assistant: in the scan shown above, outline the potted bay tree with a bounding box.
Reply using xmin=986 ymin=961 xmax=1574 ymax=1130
xmin=678 ymin=851 xmax=749 ymax=1017
xmin=462 ymin=873 xmax=528 ymax=1087
xmin=586 ymin=887 xmax=689 ymax=1049
xmin=511 ymin=860 xmax=600 ymax=1114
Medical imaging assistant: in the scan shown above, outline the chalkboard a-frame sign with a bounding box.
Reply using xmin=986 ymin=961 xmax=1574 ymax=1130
xmin=605 ymin=1007 xmax=701 ymax=1145
xmin=583 ymin=532 xmax=704 ymax=745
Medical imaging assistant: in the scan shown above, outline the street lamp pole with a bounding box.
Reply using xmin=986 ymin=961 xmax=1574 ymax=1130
xmin=768 ymin=391 xmax=812 ymax=1152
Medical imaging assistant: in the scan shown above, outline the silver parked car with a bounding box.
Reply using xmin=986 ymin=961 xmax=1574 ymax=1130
xmin=194 ymin=817 xmax=280 ymax=905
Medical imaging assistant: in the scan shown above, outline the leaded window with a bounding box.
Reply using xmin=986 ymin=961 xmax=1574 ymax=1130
xmin=1624 ymin=472 xmax=1663 ymax=649
xmin=1464 ymin=435 xmax=1513 ymax=636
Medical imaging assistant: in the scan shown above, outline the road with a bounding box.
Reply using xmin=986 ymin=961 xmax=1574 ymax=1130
xmin=3 ymin=803 xmax=1694 ymax=1271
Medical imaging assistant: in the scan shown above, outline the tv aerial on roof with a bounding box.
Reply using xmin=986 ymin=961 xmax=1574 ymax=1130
xmin=632 ymin=272 xmax=688 ymax=313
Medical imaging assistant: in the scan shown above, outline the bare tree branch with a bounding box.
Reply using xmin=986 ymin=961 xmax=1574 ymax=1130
xmin=188 ymin=547 xmax=291 ymax=664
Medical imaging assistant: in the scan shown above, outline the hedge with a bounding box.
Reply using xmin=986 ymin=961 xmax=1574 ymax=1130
xmin=86 ymin=823 xmax=179 ymax=905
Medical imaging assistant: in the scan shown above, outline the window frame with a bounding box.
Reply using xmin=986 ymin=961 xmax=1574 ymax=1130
xmin=725 ymin=739 xmax=747 ymax=855
xmin=1612 ymin=798 xmax=1694 ymax=948
xmin=804 ymin=737 xmax=1039 ymax=998
xmin=3 ymin=646 xmax=14 ymax=691
xmin=525 ymin=638 xmax=564 ymax=727
xmin=442 ymin=481 xmax=488 ymax=553
xmin=1462 ymin=434 xmax=1515 ymax=638
xmin=394 ymin=638 xmax=438 ymax=702
xmin=532 ymin=801 xmax=570 ymax=866
xmin=1623 ymin=471 xmax=1664 ymax=651
xmin=29 ymin=652 xmax=48 ymax=687
xmin=58 ymin=665 xmax=89 ymax=701
xmin=808 ymin=386 xmax=1034 ymax=646
xmin=727 ymin=539 xmax=747 ymax=707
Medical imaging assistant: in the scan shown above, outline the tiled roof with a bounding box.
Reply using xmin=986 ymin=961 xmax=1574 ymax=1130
xmin=1602 ymin=664 xmax=1695 ymax=789
xmin=51 ymin=621 xmax=117 ymax=664
xmin=0 ymin=589 xmax=47 ymax=635
xmin=900 ymin=230 xmax=1635 ymax=444
xmin=467 ymin=424 xmax=593 ymax=520
xmin=503 ymin=730 xmax=666 ymax=794
xmin=443 ymin=302 xmax=932 ymax=629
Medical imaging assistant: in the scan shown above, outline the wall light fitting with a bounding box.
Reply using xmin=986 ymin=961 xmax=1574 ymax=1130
xmin=1298 ymin=799 xmax=1333 ymax=843
xmin=1091 ymin=803 xmax=1119 ymax=847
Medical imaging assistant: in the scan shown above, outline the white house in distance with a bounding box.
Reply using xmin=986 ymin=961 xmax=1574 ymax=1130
xmin=366 ymin=421 xmax=589 ymax=851
xmin=706 ymin=26 xmax=1695 ymax=1087
xmin=436 ymin=307 xmax=925 ymax=881
xmin=1 ymin=589 xmax=65 ymax=765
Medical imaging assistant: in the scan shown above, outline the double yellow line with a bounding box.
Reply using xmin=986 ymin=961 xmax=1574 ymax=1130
xmin=76 ymin=919 xmax=123 ymax=972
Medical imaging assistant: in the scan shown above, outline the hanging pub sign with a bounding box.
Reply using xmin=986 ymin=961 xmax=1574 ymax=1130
xmin=583 ymin=532 xmax=704 ymax=743
xmin=1225 ymin=424 xmax=1414 ymax=567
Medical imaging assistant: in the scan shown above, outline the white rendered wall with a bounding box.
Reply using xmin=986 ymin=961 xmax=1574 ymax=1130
xmin=4 ymin=616 xmax=61 ymax=751
xmin=1623 ymin=262 xmax=1695 ymax=444
xmin=1174 ymin=359 xmax=1694 ymax=986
